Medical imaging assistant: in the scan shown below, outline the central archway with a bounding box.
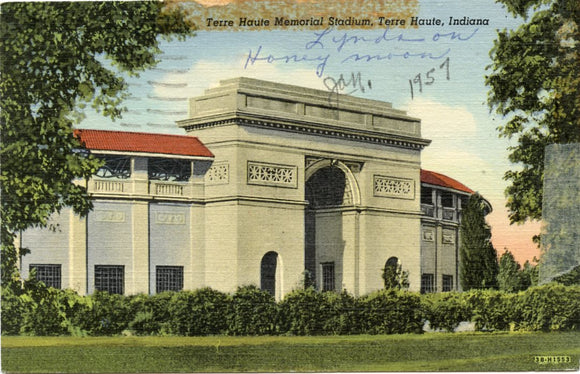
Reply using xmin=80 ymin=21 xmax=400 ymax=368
xmin=304 ymin=160 xmax=360 ymax=291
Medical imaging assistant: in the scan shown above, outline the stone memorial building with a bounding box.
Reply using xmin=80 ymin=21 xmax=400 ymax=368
xmin=20 ymin=78 xmax=487 ymax=299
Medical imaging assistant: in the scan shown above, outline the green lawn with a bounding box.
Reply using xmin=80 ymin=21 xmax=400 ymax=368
xmin=2 ymin=332 xmax=579 ymax=372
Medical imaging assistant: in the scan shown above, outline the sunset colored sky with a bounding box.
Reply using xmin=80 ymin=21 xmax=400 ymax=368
xmin=79 ymin=0 xmax=542 ymax=264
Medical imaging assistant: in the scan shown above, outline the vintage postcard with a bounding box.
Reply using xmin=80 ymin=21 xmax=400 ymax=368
xmin=1 ymin=0 xmax=578 ymax=372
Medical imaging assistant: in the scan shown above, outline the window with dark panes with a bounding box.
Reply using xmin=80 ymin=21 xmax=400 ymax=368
xmin=94 ymin=265 xmax=124 ymax=294
xmin=29 ymin=264 xmax=61 ymax=289
xmin=321 ymin=262 xmax=335 ymax=292
xmin=421 ymin=273 xmax=434 ymax=293
xmin=442 ymin=275 xmax=454 ymax=292
xmin=156 ymin=266 xmax=184 ymax=293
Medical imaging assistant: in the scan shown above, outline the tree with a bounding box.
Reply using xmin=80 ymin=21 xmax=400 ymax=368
xmin=485 ymin=0 xmax=580 ymax=224
xmin=520 ymin=258 xmax=539 ymax=289
xmin=382 ymin=260 xmax=410 ymax=290
xmin=459 ymin=193 xmax=499 ymax=290
xmin=0 ymin=2 xmax=194 ymax=288
xmin=497 ymin=249 xmax=522 ymax=292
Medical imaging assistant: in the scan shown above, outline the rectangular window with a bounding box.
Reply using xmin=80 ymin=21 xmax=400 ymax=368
xmin=442 ymin=275 xmax=454 ymax=292
xmin=421 ymin=187 xmax=433 ymax=205
xmin=321 ymin=262 xmax=335 ymax=292
xmin=441 ymin=191 xmax=454 ymax=208
xmin=29 ymin=264 xmax=61 ymax=289
xmin=156 ymin=266 xmax=184 ymax=293
xmin=421 ymin=273 xmax=435 ymax=294
xmin=94 ymin=265 xmax=124 ymax=294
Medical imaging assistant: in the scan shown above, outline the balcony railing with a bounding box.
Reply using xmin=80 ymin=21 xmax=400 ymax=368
xmin=421 ymin=204 xmax=435 ymax=217
xmin=91 ymin=179 xmax=128 ymax=193
xmin=442 ymin=207 xmax=455 ymax=221
xmin=151 ymin=182 xmax=185 ymax=197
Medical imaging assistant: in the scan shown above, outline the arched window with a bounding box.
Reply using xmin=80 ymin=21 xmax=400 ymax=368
xmin=260 ymin=252 xmax=278 ymax=296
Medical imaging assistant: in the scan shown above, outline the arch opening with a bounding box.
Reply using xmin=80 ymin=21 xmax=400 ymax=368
xmin=260 ymin=251 xmax=279 ymax=297
xmin=304 ymin=165 xmax=352 ymax=291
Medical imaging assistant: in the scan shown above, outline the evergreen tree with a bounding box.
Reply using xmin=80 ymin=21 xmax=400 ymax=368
xmin=459 ymin=193 xmax=499 ymax=290
xmin=497 ymin=249 xmax=522 ymax=292
xmin=520 ymin=258 xmax=539 ymax=289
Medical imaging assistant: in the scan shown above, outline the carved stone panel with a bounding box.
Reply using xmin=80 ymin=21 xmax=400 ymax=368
xmin=206 ymin=162 xmax=229 ymax=185
xmin=94 ymin=210 xmax=126 ymax=223
xmin=422 ymin=229 xmax=435 ymax=242
xmin=373 ymin=175 xmax=415 ymax=199
xmin=248 ymin=161 xmax=297 ymax=188
xmin=155 ymin=212 xmax=186 ymax=225
xmin=442 ymin=233 xmax=455 ymax=245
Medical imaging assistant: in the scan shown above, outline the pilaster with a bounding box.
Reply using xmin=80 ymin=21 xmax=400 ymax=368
xmin=68 ymin=211 xmax=87 ymax=293
xmin=131 ymin=201 xmax=149 ymax=294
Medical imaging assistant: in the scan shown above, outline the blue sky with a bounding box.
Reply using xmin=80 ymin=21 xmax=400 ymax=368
xmin=78 ymin=0 xmax=541 ymax=263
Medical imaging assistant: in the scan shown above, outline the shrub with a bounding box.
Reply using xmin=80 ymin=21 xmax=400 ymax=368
xmin=515 ymin=283 xmax=580 ymax=331
xmin=278 ymin=288 xmax=331 ymax=335
xmin=463 ymin=289 xmax=514 ymax=331
xmin=321 ymin=290 xmax=361 ymax=335
xmin=358 ymin=289 xmax=424 ymax=334
xmin=18 ymin=281 xmax=68 ymax=336
xmin=75 ymin=291 xmax=132 ymax=335
xmin=0 ymin=286 xmax=26 ymax=335
xmin=226 ymin=285 xmax=278 ymax=335
xmin=423 ymin=292 xmax=470 ymax=332
xmin=128 ymin=292 xmax=174 ymax=335
xmin=166 ymin=288 xmax=229 ymax=336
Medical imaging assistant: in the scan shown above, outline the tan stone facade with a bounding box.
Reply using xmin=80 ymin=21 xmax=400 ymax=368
xmin=20 ymin=78 xmax=485 ymax=298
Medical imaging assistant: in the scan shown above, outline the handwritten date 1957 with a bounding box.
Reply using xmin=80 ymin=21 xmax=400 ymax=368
xmin=409 ymin=57 xmax=450 ymax=99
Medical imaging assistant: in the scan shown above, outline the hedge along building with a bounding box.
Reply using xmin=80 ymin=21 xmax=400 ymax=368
xmin=19 ymin=77 xmax=487 ymax=299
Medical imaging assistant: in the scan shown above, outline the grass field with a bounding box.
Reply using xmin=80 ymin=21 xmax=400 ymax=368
xmin=2 ymin=332 xmax=579 ymax=372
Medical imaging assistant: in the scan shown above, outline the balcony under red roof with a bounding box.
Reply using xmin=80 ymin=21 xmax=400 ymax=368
xmin=420 ymin=169 xmax=473 ymax=194
xmin=74 ymin=129 xmax=214 ymax=158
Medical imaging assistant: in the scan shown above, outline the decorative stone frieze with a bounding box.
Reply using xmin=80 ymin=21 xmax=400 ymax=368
xmin=247 ymin=161 xmax=297 ymax=188
xmin=373 ymin=175 xmax=415 ymax=199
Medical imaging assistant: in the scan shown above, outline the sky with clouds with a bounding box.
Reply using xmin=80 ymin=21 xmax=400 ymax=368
xmin=78 ymin=0 xmax=543 ymax=264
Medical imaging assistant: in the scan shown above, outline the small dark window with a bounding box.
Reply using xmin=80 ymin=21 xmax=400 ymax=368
xmin=29 ymin=264 xmax=61 ymax=289
xmin=156 ymin=266 xmax=184 ymax=293
xmin=441 ymin=191 xmax=454 ymax=208
xmin=94 ymin=265 xmax=124 ymax=294
xmin=421 ymin=187 xmax=433 ymax=205
xmin=421 ymin=273 xmax=434 ymax=294
xmin=321 ymin=262 xmax=335 ymax=292
xmin=442 ymin=275 xmax=454 ymax=292
xmin=96 ymin=155 xmax=131 ymax=179
xmin=148 ymin=158 xmax=191 ymax=182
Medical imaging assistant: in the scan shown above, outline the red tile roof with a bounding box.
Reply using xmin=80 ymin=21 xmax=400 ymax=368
xmin=74 ymin=129 xmax=214 ymax=158
xmin=420 ymin=169 xmax=473 ymax=194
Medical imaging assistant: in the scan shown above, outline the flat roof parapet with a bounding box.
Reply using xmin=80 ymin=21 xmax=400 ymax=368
xmin=178 ymin=77 xmax=428 ymax=148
